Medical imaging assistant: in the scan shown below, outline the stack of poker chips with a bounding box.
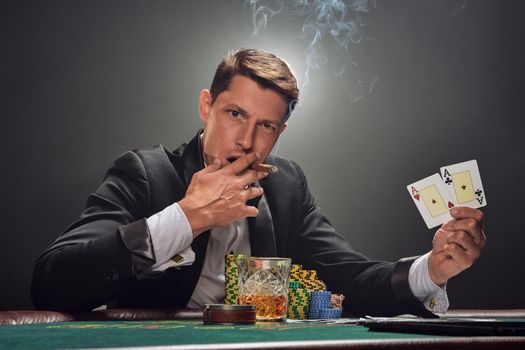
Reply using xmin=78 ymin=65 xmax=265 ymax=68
xmin=287 ymin=281 xmax=310 ymax=319
xmin=308 ymin=291 xmax=331 ymax=319
xmin=288 ymin=264 xmax=343 ymax=320
xmin=289 ymin=264 xmax=302 ymax=283
xmin=331 ymin=294 xmax=345 ymax=309
xmin=308 ymin=291 xmax=344 ymax=319
xmin=289 ymin=265 xmax=327 ymax=292
xmin=289 ymin=264 xmax=346 ymax=320
xmin=224 ymin=254 xmax=245 ymax=304
xmin=321 ymin=292 xmax=344 ymax=319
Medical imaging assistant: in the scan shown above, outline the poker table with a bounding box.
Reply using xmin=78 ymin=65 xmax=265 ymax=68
xmin=1 ymin=309 xmax=524 ymax=350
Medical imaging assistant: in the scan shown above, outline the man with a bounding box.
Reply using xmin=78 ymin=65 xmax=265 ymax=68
xmin=31 ymin=49 xmax=486 ymax=316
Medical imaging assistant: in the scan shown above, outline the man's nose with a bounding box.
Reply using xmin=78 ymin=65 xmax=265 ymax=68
xmin=237 ymin=122 xmax=256 ymax=151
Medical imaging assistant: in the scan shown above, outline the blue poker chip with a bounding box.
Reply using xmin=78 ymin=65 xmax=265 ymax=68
xmin=311 ymin=291 xmax=331 ymax=296
xmin=318 ymin=308 xmax=342 ymax=319
xmin=309 ymin=291 xmax=331 ymax=309
xmin=307 ymin=310 xmax=321 ymax=319
xmin=310 ymin=291 xmax=331 ymax=299
xmin=308 ymin=291 xmax=333 ymax=319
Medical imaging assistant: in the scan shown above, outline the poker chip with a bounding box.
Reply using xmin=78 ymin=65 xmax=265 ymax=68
xmin=309 ymin=291 xmax=331 ymax=308
xmin=224 ymin=254 xmax=244 ymax=304
xmin=288 ymin=264 xmax=340 ymax=319
xmin=287 ymin=287 xmax=310 ymax=319
xmin=308 ymin=291 xmax=332 ymax=319
xmin=289 ymin=266 xmax=326 ymax=290
xmin=318 ymin=307 xmax=343 ymax=319
xmin=331 ymin=294 xmax=345 ymax=309
xmin=289 ymin=266 xmax=303 ymax=283
xmin=300 ymin=270 xmax=317 ymax=280
xmin=289 ymin=281 xmax=301 ymax=289
xmin=301 ymin=279 xmax=326 ymax=291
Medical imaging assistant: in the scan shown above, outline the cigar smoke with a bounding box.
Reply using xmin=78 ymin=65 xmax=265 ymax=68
xmin=247 ymin=0 xmax=375 ymax=100
xmin=246 ymin=0 xmax=470 ymax=102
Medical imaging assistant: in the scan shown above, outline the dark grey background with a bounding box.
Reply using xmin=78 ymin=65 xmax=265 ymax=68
xmin=1 ymin=0 xmax=524 ymax=310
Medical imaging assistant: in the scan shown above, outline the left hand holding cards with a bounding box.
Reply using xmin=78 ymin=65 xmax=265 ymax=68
xmin=428 ymin=207 xmax=486 ymax=286
xmin=407 ymin=159 xmax=487 ymax=285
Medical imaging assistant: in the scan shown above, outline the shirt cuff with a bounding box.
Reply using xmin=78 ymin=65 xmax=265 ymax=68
xmin=408 ymin=252 xmax=449 ymax=314
xmin=145 ymin=202 xmax=195 ymax=271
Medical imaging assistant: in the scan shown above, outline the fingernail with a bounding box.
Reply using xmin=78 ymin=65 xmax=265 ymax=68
xmin=451 ymin=208 xmax=457 ymax=215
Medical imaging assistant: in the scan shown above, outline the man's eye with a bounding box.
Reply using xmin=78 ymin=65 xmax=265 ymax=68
xmin=263 ymin=123 xmax=277 ymax=132
xmin=228 ymin=110 xmax=241 ymax=119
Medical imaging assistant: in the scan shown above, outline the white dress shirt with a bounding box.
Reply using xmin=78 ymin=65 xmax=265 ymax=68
xmin=143 ymin=202 xmax=449 ymax=313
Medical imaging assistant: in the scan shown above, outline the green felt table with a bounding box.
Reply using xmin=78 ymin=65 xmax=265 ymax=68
xmin=1 ymin=310 xmax=525 ymax=350
xmin=0 ymin=320 xmax=433 ymax=350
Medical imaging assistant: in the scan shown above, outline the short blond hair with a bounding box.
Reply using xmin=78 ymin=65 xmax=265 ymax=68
xmin=210 ymin=49 xmax=299 ymax=121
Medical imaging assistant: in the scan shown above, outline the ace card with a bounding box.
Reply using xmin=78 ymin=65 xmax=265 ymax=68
xmin=407 ymin=173 xmax=456 ymax=229
xmin=440 ymin=160 xmax=486 ymax=208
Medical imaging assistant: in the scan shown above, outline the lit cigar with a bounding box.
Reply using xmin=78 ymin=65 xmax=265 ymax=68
xmin=251 ymin=163 xmax=278 ymax=174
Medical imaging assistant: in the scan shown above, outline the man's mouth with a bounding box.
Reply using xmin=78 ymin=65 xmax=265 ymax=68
xmin=227 ymin=157 xmax=239 ymax=163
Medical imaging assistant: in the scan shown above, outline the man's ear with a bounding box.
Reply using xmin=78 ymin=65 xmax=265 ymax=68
xmin=199 ymin=89 xmax=212 ymax=124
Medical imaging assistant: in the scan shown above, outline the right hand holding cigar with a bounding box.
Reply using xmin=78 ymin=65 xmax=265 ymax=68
xmin=178 ymin=152 xmax=271 ymax=237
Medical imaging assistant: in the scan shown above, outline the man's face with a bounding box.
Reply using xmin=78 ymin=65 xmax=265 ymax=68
xmin=199 ymin=75 xmax=288 ymax=166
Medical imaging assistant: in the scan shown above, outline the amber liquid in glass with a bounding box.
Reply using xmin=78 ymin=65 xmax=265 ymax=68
xmin=239 ymin=294 xmax=288 ymax=321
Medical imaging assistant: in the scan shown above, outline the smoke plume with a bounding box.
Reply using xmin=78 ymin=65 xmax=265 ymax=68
xmin=247 ymin=0 xmax=376 ymax=99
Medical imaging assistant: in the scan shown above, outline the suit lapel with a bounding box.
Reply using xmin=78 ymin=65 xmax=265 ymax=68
xmin=248 ymin=192 xmax=277 ymax=257
xmin=181 ymin=130 xmax=205 ymax=186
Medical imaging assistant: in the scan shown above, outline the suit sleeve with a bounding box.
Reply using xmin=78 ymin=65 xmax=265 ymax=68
xmin=31 ymin=151 xmax=159 ymax=312
xmin=291 ymin=161 xmax=436 ymax=317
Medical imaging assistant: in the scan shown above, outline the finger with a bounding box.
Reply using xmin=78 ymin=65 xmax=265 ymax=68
xmin=243 ymin=206 xmax=259 ymax=218
xmin=450 ymin=218 xmax=486 ymax=247
xmin=432 ymin=227 xmax=450 ymax=249
xmin=224 ymin=152 xmax=260 ymax=175
xmin=450 ymin=207 xmax=483 ymax=222
xmin=440 ymin=243 xmax=475 ymax=270
xmin=242 ymin=186 xmax=264 ymax=202
xmin=200 ymin=158 xmax=222 ymax=173
xmin=446 ymin=230 xmax=479 ymax=257
xmin=236 ymin=169 xmax=268 ymax=189
xmin=439 ymin=219 xmax=456 ymax=231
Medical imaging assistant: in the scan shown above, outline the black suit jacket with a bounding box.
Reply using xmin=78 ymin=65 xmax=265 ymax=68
xmin=31 ymin=131 xmax=434 ymax=317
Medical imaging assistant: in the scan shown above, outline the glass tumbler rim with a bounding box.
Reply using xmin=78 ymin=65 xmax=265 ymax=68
xmin=242 ymin=256 xmax=291 ymax=261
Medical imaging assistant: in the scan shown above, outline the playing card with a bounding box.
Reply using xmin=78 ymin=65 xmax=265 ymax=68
xmin=440 ymin=159 xmax=486 ymax=208
xmin=407 ymin=173 xmax=456 ymax=229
